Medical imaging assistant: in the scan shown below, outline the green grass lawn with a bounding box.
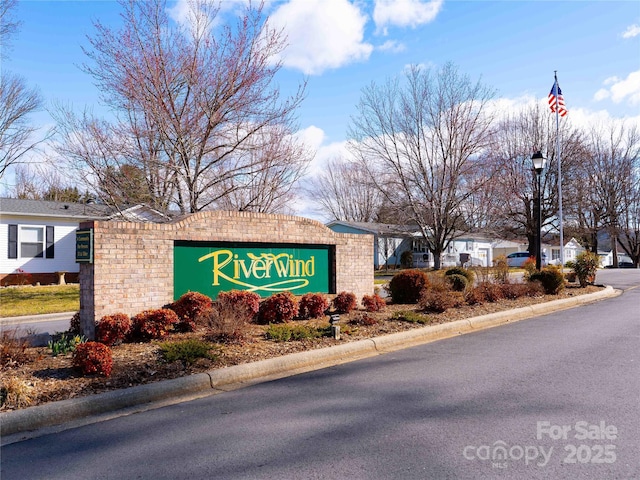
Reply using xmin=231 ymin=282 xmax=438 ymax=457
xmin=0 ymin=284 xmax=80 ymax=317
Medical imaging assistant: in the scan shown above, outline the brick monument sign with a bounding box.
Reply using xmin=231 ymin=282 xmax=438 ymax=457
xmin=77 ymin=211 xmax=373 ymax=338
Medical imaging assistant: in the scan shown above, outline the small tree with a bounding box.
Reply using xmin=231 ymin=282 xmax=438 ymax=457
xmin=572 ymin=251 xmax=600 ymax=287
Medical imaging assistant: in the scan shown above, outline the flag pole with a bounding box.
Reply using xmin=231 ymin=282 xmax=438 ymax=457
xmin=554 ymin=71 xmax=565 ymax=269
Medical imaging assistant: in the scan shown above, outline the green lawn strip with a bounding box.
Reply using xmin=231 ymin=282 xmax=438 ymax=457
xmin=0 ymin=285 xmax=80 ymax=317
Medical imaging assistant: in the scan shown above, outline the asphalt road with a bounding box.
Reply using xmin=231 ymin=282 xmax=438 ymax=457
xmin=2 ymin=270 xmax=639 ymax=479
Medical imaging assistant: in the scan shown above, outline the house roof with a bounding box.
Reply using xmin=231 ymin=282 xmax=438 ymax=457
xmin=0 ymin=198 xmax=113 ymax=220
xmin=0 ymin=198 xmax=171 ymax=223
xmin=326 ymin=220 xmax=418 ymax=236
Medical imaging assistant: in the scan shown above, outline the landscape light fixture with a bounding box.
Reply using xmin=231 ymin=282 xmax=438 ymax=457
xmin=532 ymin=151 xmax=546 ymax=270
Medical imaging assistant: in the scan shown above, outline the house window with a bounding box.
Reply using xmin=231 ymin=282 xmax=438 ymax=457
xmin=21 ymin=227 xmax=44 ymax=258
xmin=7 ymin=225 xmax=54 ymax=259
xmin=412 ymin=240 xmax=427 ymax=253
xmin=552 ymin=250 xmax=561 ymax=261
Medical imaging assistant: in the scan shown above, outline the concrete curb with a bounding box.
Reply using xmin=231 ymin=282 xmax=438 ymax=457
xmin=0 ymin=286 xmax=618 ymax=439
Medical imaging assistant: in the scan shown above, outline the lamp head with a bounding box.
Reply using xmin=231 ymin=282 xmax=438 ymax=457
xmin=532 ymin=151 xmax=546 ymax=173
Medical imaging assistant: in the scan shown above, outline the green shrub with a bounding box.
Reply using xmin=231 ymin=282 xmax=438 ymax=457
xmin=48 ymin=333 xmax=86 ymax=356
xmin=158 ymin=339 xmax=218 ymax=366
xmin=265 ymin=323 xmax=331 ymax=342
xmin=167 ymin=291 xmax=213 ymax=332
xmin=332 ymin=291 xmax=357 ymax=314
xmin=391 ymin=310 xmax=432 ymax=324
xmin=400 ymin=250 xmax=414 ymax=268
xmin=72 ymin=342 xmax=113 ymax=377
xmin=445 ymin=267 xmax=475 ymax=284
xmin=528 ymin=266 xmax=565 ymax=294
xmin=96 ymin=313 xmax=131 ymax=346
xmin=217 ymin=290 xmax=261 ymax=321
xmin=387 ymin=269 xmax=430 ymax=304
xmin=445 ymin=273 xmax=469 ymax=292
xmin=361 ymin=293 xmax=386 ymax=312
xmin=256 ymin=292 xmax=299 ymax=324
xmin=298 ymin=293 xmax=329 ymax=319
xmin=130 ymin=308 xmax=179 ymax=341
xmin=572 ymin=251 xmax=600 ymax=287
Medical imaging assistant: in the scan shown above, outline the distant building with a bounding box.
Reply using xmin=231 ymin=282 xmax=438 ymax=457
xmin=326 ymin=220 xmax=495 ymax=269
xmin=0 ymin=198 xmax=169 ymax=285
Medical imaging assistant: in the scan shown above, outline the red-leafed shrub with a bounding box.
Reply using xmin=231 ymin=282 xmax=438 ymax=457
xmin=96 ymin=313 xmax=131 ymax=346
xmin=499 ymin=282 xmax=530 ymax=300
xmin=130 ymin=309 xmax=179 ymax=341
xmin=419 ymin=289 xmax=464 ymax=313
xmin=349 ymin=313 xmax=378 ymax=326
xmin=387 ymin=270 xmax=430 ymax=304
xmin=167 ymin=292 xmax=213 ymax=332
xmin=72 ymin=342 xmax=113 ymax=377
xmin=298 ymin=293 xmax=329 ymax=319
xmin=256 ymin=292 xmax=299 ymax=324
xmin=465 ymin=282 xmax=504 ymax=305
xmin=362 ymin=294 xmax=386 ymax=312
xmin=332 ymin=291 xmax=357 ymax=314
xmin=217 ymin=290 xmax=261 ymax=321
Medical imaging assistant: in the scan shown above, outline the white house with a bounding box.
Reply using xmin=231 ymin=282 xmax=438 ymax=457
xmin=547 ymin=237 xmax=585 ymax=265
xmin=326 ymin=220 xmax=494 ymax=269
xmin=410 ymin=232 xmax=494 ymax=268
xmin=325 ymin=221 xmax=412 ymax=269
xmin=0 ymin=198 xmax=169 ymax=285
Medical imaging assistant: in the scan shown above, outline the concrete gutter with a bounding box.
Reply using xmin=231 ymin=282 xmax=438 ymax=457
xmin=0 ymin=286 xmax=618 ymax=442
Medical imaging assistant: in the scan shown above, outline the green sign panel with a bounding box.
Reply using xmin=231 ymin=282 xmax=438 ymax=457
xmin=174 ymin=242 xmax=333 ymax=300
xmin=75 ymin=229 xmax=93 ymax=263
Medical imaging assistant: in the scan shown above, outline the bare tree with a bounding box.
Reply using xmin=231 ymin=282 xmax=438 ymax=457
xmin=348 ymin=63 xmax=496 ymax=269
xmin=211 ymin=125 xmax=312 ymax=213
xmin=583 ymin=120 xmax=640 ymax=266
xmin=9 ymin=163 xmax=83 ymax=201
xmin=0 ymin=0 xmax=43 ymax=179
xmin=489 ymin=103 xmax=585 ymax=256
xmin=53 ymin=0 xmax=308 ymax=214
xmin=307 ymin=156 xmax=383 ymax=222
xmin=0 ymin=0 xmax=20 ymax=56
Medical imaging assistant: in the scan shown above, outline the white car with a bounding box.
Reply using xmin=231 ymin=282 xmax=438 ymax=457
xmin=506 ymin=251 xmax=547 ymax=267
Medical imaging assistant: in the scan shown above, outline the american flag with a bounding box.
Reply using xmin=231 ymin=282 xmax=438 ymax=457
xmin=548 ymin=80 xmax=567 ymax=117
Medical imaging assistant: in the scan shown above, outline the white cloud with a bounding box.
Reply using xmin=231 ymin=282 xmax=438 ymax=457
xmin=269 ymin=0 xmax=373 ymax=75
xmin=622 ymin=24 xmax=640 ymax=39
xmin=378 ymin=40 xmax=406 ymax=53
xmin=373 ymin=0 xmax=442 ymax=32
xmin=594 ymin=70 xmax=640 ymax=105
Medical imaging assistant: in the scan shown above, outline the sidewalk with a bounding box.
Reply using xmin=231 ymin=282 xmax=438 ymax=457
xmin=1 ymin=312 xmax=76 ymax=326
xmin=0 ymin=286 xmax=619 ymax=444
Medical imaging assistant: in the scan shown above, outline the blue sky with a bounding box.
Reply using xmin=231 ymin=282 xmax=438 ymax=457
xmin=3 ymin=0 xmax=640 ymax=216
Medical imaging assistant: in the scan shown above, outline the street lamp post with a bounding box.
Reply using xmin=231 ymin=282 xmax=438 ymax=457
xmin=532 ymin=151 xmax=547 ymax=270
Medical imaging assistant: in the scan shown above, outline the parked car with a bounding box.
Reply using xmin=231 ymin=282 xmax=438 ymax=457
xmin=604 ymin=261 xmax=635 ymax=268
xmin=506 ymin=251 xmax=547 ymax=267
